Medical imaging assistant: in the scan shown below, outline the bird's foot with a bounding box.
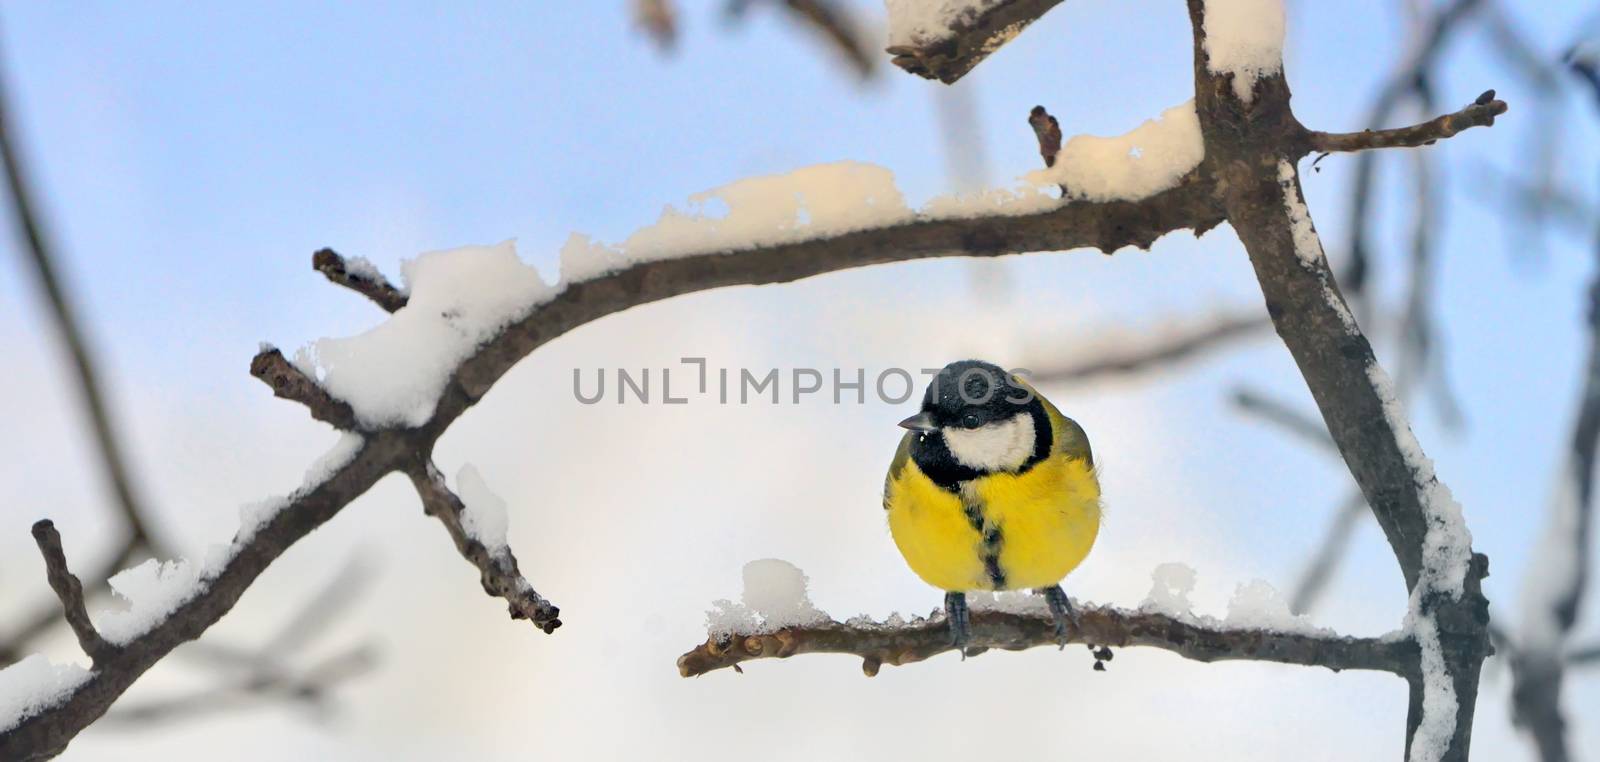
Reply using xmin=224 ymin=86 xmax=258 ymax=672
xmin=945 ymin=591 xmax=971 ymax=658
xmin=1039 ymin=585 xmax=1079 ymax=649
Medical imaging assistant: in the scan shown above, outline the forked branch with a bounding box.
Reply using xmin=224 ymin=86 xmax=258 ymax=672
xmin=2 ymin=0 xmax=1513 ymax=757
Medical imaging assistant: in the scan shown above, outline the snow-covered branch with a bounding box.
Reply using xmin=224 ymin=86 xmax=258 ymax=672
xmin=0 ymin=154 xmax=1227 ymax=760
xmin=1186 ymin=1 xmax=1490 ymax=759
xmin=678 ymin=605 xmax=1408 ymax=678
xmin=886 ymin=0 xmax=1064 ymax=83
xmin=1 ymin=0 xmax=1517 ymax=755
xmin=678 ymin=562 xmax=1412 ymax=679
xmin=1 ymin=434 xmax=390 ymax=760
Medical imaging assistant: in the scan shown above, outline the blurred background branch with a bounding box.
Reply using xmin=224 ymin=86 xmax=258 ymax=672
xmin=0 ymin=33 xmax=376 ymax=727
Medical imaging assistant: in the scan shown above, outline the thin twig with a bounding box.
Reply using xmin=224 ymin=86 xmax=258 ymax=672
xmin=104 ymin=642 xmax=379 ymax=726
xmin=1339 ymin=0 xmax=1481 ymax=304
xmin=1302 ymin=91 xmax=1508 ymax=154
xmin=407 ymin=463 xmax=561 ymax=632
xmin=29 ymin=521 xmax=113 ymax=664
xmin=1232 ymin=388 xmax=1337 ymax=453
xmin=1027 ymin=311 xmax=1269 ymax=386
xmin=0 ymin=534 xmax=145 ymax=667
xmin=1028 ymin=105 xmax=1061 ymax=168
xmin=248 ymin=347 xmax=357 ymax=430
xmin=725 ymin=0 xmax=875 ymax=80
xmin=635 ymin=0 xmax=678 ymax=52
xmin=1289 ymin=492 xmax=1368 ymax=615
xmin=0 ymin=33 xmax=159 ymax=557
xmin=312 ymin=248 xmax=408 ymax=313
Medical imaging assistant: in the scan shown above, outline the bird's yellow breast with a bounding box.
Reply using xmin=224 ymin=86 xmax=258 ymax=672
xmin=885 ymin=454 xmax=1101 ymax=592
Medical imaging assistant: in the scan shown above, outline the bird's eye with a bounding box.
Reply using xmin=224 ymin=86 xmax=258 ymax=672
xmin=961 ymin=413 xmax=982 ymax=429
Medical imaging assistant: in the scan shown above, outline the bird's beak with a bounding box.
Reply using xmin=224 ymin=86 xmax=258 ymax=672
xmin=898 ymin=412 xmax=937 ymax=433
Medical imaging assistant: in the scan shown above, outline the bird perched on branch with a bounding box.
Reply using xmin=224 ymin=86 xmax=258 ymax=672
xmin=884 ymin=360 xmax=1101 ymax=651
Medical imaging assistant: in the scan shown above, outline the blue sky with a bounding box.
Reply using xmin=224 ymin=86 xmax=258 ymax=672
xmin=1 ymin=1 xmax=1597 ymax=759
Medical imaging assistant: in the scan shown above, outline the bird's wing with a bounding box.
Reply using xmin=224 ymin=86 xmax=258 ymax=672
xmin=1044 ymin=399 xmax=1094 ymax=467
xmin=1016 ymin=376 xmax=1093 ymax=466
xmin=883 ymin=431 xmax=914 ymax=510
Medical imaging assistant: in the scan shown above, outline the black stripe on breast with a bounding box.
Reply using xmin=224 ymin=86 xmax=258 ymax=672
xmin=960 ymin=488 xmax=1005 ymax=590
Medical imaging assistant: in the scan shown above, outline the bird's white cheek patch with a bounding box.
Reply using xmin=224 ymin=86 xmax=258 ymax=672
xmin=943 ymin=414 xmax=1035 ymax=472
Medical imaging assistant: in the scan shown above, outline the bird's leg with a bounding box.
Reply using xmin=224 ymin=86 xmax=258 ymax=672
xmin=944 ymin=591 xmax=971 ymax=655
xmin=1039 ymin=585 xmax=1079 ymax=648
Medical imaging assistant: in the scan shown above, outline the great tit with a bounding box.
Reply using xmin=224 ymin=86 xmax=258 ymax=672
xmin=883 ymin=359 xmax=1101 ymax=650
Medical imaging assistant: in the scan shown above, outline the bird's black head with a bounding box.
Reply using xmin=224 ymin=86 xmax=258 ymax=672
xmin=899 ymin=360 xmax=1052 ymax=487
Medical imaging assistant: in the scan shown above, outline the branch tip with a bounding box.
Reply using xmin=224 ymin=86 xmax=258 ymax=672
xmin=1303 ymin=92 xmax=1509 ymax=155
xmin=312 ymin=247 xmax=408 ymax=313
xmin=30 ymin=519 xmax=114 ymax=663
xmin=249 ymin=347 xmax=358 ymax=430
xmin=407 ymin=466 xmax=562 ymax=633
xmin=1028 ymin=105 xmax=1062 ymax=169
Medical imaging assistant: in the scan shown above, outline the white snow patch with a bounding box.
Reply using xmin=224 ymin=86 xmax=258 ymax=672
xmin=236 ymin=496 xmax=286 ymax=546
xmin=885 ymin=0 xmax=1005 ymax=46
xmin=1224 ymin=579 xmax=1332 ymax=635
xmin=616 ymin=161 xmax=913 ymax=264
xmin=1405 ymin=601 xmax=1459 ymax=762
xmin=0 ymin=655 xmax=92 ymax=734
xmin=921 ymin=183 xmax=1058 ymax=219
xmin=1368 ymin=363 xmax=1472 ymax=600
xmin=90 ymin=431 xmax=367 ymax=646
xmin=299 ymin=241 xmax=554 ymax=428
xmin=1277 ymin=160 xmax=1360 ymax=333
xmin=304 ymin=432 xmax=365 ymax=488
xmin=1202 ymin=0 xmax=1286 ymax=103
xmin=97 ymin=558 xmax=208 ymax=645
xmin=1025 ymin=100 xmax=1204 ymax=202
xmin=705 ymin=559 xmax=829 ymax=637
xmin=1277 ymin=160 xmax=1323 ymax=267
xmin=1139 ymin=564 xmax=1330 ymax=634
xmin=1140 ymin=562 xmax=1199 ymax=617
xmin=1367 ymin=361 xmax=1471 ymax=761
xmin=456 ymin=463 xmax=511 ymax=554
xmin=557 ymin=233 xmax=631 ymax=284
xmin=236 ymin=432 xmax=363 ymax=546
xmin=968 ymin=590 xmax=1051 ymax=615
xmin=341 ymin=255 xmax=394 ymax=289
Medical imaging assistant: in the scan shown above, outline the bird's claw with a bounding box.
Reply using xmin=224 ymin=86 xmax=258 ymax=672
xmin=945 ymin=591 xmax=971 ymax=657
xmin=1040 ymin=585 xmax=1079 ymax=649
